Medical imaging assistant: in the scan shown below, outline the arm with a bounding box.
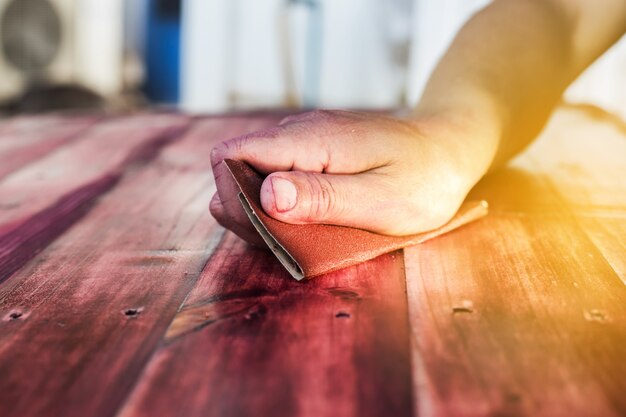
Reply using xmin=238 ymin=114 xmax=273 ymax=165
xmin=210 ymin=0 xmax=626 ymax=243
xmin=416 ymin=0 xmax=626 ymax=171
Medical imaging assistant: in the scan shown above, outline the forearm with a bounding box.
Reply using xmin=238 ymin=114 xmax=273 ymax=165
xmin=414 ymin=0 xmax=625 ymax=174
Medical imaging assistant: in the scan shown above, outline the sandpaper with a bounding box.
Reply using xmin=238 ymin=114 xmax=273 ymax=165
xmin=224 ymin=159 xmax=488 ymax=280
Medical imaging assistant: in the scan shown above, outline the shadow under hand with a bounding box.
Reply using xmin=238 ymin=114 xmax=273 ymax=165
xmin=468 ymin=166 xmax=569 ymax=214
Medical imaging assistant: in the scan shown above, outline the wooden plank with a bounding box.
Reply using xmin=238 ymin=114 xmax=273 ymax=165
xmin=0 ymin=117 xmax=276 ymax=417
xmin=0 ymin=115 xmax=189 ymax=284
xmin=0 ymin=114 xmax=64 ymax=136
xmin=405 ymin=213 xmax=626 ymax=417
xmin=0 ymin=115 xmax=188 ymax=228
xmin=117 ymin=231 xmax=414 ymax=417
xmin=576 ymin=214 xmax=626 ymax=285
xmin=1 ymin=108 xmax=622 ymax=417
xmin=469 ymin=109 xmax=626 ymax=285
xmin=467 ymin=165 xmax=568 ymax=214
xmin=519 ymin=109 xmax=626 ymax=210
xmin=406 ymin=108 xmax=626 ymax=416
xmin=516 ymin=109 xmax=626 ymax=285
xmin=0 ymin=115 xmax=97 ymax=180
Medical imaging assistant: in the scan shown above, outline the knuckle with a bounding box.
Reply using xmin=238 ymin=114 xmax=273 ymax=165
xmin=305 ymin=175 xmax=342 ymax=221
xmin=310 ymin=109 xmax=335 ymax=121
xmin=209 ymin=204 xmax=226 ymax=227
xmin=210 ymin=142 xmax=228 ymax=167
xmin=211 ymin=126 xmax=283 ymax=167
xmin=209 ymin=196 xmax=221 ymax=214
xmin=210 ymin=138 xmax=245 ymax=167
xmin=237 ymin=126 xmax=284 ymax=142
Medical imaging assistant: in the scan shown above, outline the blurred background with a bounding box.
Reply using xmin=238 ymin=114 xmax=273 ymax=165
xmin=0 ymin=0 xmax=624 ymax=117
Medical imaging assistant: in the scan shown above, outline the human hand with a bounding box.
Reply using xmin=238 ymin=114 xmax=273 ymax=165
xmin=210 ymin=110 xmax=494 ymax=245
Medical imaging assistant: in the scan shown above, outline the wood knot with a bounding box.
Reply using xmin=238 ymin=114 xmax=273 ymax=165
xmin=327 ymin=288 xmax=361 ymax=300
xmin=10 ymin=311 xmax=22 ymax=320
xmin=123 ymin=307 xmax=144 ymax=318
xmin=452 ymin=300 xmax=474 ymax=314
xmin=3 ymin=310 xmax=27 ymax=321
xmin=244 ymin=304 xmax=267 ymax=320
xmin=584 ymin=309 xmax=609 ymax=323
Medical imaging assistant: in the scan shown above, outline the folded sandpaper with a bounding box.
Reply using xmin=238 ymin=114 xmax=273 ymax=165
xmin=224 ymin=159 xmax=488 ymax=280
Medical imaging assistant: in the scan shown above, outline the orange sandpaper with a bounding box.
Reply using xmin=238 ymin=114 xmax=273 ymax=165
xmin=224 ymin=159 xmax=488 ymax=280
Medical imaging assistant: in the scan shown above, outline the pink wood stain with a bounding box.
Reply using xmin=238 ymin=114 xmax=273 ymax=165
xmin=0 ymin=115 xmax=97 ymax=181
xmin=0 ymin=110 xmax=625 ymax=417
xmin=119 ymin=232 xmax=414 ymax=417
xmin=0 ymin=115 xmax=189 ymax=284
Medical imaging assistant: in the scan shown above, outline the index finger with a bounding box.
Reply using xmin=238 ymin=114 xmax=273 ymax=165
xmin=210 ymin=110 xmax=393 ymax=175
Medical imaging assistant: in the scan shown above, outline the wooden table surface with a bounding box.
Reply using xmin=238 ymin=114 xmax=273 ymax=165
xmin=0 ymin=109 xmax=624 ymax=417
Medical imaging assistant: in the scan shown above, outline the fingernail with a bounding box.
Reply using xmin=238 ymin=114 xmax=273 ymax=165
xmin=271 ymin=177 xmax=297 ymax=212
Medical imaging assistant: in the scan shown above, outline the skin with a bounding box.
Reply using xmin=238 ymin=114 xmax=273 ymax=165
xmin=210 ymin=0 xmax=626 ymax=245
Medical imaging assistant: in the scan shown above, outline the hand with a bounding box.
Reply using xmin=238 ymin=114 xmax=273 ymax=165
xmin=210 ymin=110 xmax=493 ymax=245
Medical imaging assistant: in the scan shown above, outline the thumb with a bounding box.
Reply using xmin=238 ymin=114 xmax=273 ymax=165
xmin=260 ymin=171 xmax=401 ymax=233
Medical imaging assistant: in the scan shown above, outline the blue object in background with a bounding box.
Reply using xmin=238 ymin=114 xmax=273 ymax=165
xmin=144 ymin=0 xmax=181 ymax=104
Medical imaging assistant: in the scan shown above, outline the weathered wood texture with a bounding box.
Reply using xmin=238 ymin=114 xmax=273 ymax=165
xmin=0 ymin=115 xmax=96 ymax=180
xmin=521 ymin=110 xmax=626 ymax=285
xmin=0 ymin=108 xmax=624 ymax=417
xmin=118 ymin=234 xmax=413 ymax=417
xmin=406 ymin=109 xmax=626 ymax=417
xmin=0 ymin=117 xmax=273 ymax=417
xmin=0 ymin=115 xmax=188 ymax=284
xmin=0 ymin=112 xmax=416 ymax=417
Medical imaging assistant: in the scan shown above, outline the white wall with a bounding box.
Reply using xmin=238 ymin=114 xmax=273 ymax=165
xmin=315 ymin=0 xmax=411 ymax=108
xmin=181 ymin=0 xmax=626 ymax=118
xmin=181 ymin=0 xmax=292 ymax=112
xmin=406 ymin=0 xmax=489 ymax=105
xmin=75 ymin=0 xmax=124 ymax=95
xmin=181 ymin=0 xmax=412 ymax=112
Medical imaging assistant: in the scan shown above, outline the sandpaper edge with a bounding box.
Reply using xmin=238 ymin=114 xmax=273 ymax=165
xmin=237 ymin=192 xmax=305 ymax=281
xmin=223 ymin=158 xmax=489 ymax=281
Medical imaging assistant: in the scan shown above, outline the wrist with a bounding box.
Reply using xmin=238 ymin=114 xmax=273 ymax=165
xmin=411 ymin=96 xmax=502 ymax=188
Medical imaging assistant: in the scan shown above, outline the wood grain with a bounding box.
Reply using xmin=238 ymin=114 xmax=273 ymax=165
xmin=118 ymin=232 xmax=414 ymax=417
xmin=0 ymin=118 xmax=274 ymax=417
xmin=521 ymin=109 xmax=626 ymax=210
xmin=576 ymin=214 xmax=626 ymax=284
xmin=406 ymin=214 xmax=626 ymax=417
xmin=0 ymin=115 xmax=97 ymax=180
xmin=406 ymin=109 xmax=626 ymax=417
xmin=520 ymin=109 xmax=626 ymax=286
xmin=0 ymin=108 xmax=624 ymax=417
xmin=0 ymin=115 xmax=188 ymax=284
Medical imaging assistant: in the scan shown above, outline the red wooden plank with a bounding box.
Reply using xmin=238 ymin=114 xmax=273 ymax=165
xmin=0 ymin=117 xmax=278 ymax=417
xmin=117 ymin=231 xmax=415 ymax=417
xmin=0 ymin=115 xmax=97 ymax=180
xmin=405 ymin=213 xmax=626 ymax=417
xmin=405 ymin=110 xmax=626 ymax=416
xmin=0 ymin=114 xmax=62 ymax=136
xmin=0 ymin=115 xmax=189 ymax=284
